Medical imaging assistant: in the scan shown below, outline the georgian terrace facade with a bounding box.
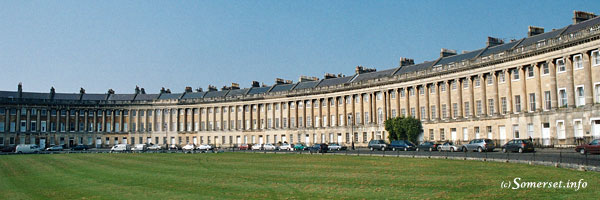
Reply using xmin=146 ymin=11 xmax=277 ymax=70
xmin=1 ymin=12 xmax=600 ymax=149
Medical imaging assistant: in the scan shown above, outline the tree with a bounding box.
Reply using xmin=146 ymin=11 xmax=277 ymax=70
xmin=385 ymin=116 xmax=423 ymax=144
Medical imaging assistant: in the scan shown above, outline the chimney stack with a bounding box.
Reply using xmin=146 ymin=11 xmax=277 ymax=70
xmin=160 ymin=87 xmax=167 ymax=94
xmin=440 ymin=48 xmax=457 ymax=57
xmin=399 ymin=57 xmax=414 ymax=67
xmin=195 ymin=87 xmax=203 ymax=92
xmin=324 ymin=73 xmax=337 ymax=79
xmin=107 ymin=88 xmax=115 ymax=95
xmin=231 ymin=83 xmax=240 ymax=90
xmin=355 ymin=66 xmax=376 ymax=74
xmin=135 ymin=86 xmax=141 ymax=94
xmin=573 ymin=11 xmax=596 ymax=24
xmin=17 ymin=82 xmax=23 ymax=98
xmin=275 ymin=78 xmax=285 ymax=85
xmin=208 ymin=85 xmax=217 ymax=91
xmin=528 ymin=26 xmax=544 ymax=37
xmin=140 ymin=88 xmax=146 ymax=94
xmin=79 ymin=87 xmax=85 ymax=94
xmin=50 ymin=87 xmax=56 ymax=99
xmin=184 ymin=86 xmax=193 ymax=93
xmin=299 ymin=76 xmax=319 ymax=82
xmin=251 ymin=81 xmax=260 ymax=87
xmin=486 ymin=36 xmax=504 ymax=47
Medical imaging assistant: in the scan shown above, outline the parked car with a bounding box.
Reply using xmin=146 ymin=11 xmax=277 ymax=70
xmin=147 ymin=144 xmax=162 ymax=150
xmin=182 ymin=144 xmax=196 ymax=151
xmin=132 ymin=144 xmax=147 ymax=152
xmin=15 ymin=144 xmax=41 ymax=154
xmin=437 ymin=142 xmax=460 ymax=152
xmin=575 ymin=139 xmax=600 ymax=155
xmin=462 ymin=139 xmax=495 ymax=152
xmin=328 ymin=143 xmax=347 ymax=151
xmin=279 ymin=143 xmax=292 ymax=151
xmin=308 ymin=143 xmax=328 ymax=153
xmin=1 ymin=146 xmax=16 ymax=152
xmin=368 ymin=140 xmax=388 ymax=151
xmin=294 ymin=143 xmax=308 ymax=151
xmin=263 ymin=143 xmax=277 ymax=150
xmin=389 ymin=140 xmax=416 ymax=151
xmin=502 ymin=139 xmax=535 ymax=153
xmin=197 ymin=144 xmax=213 ymax=151
xmin=110 ymin=144 xmax=131 ymax=153
xmin=251 ymin=144 xmax=262 ymax=150
xmin=168 ymin=144 xmax=181 ymax=150
xmin=71 ymin=144 xmax=89 ymax=151
xmin=45 ymin=145 xmax=64 ymax=151
xmin=416 ymin=142 xmax=440 ymax=152
xmin=238 ymin=144 xmax=251 ymax=150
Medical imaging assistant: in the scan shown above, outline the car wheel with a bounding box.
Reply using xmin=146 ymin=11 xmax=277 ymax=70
xmin=429 ymin=147 xmax=432 ymax=152
xmin=450 ymin=148 xmax=455 ymax=152
xmin=502 ymin=148 xmax=507 ymax=153
xmin=370 ymin=147 xmax=374 ymax=151
xmin=462 ymin=147 xmax=467 ymax=152
xmin=392 ymin=147 xmax=396 ymax=151
xmin=518 ymin=148 xmax=523 ymax=153
xmin=437 ymin=147 xmax=442 ymax=151
xmin=416 ymin=148 xmax=419 ymax=151
xmin=580 ymin=149 xmax=586 ymax=155
xmin=477 ymin=147 xmax=483 ymax=153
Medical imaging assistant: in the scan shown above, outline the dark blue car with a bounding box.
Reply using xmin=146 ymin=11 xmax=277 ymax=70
xmin=308 ymin=143 xmax=328 ymax=153
xmin=389 ymin=140 xmax=416 ymax=151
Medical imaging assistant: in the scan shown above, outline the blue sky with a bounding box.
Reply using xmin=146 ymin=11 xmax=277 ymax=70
xmin=0 ymin=0 xmax=597 ymax=94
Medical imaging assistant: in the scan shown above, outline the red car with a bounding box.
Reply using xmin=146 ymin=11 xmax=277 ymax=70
xmin=575 ymin=139 xmax=600 ymax=155
xmin=239 ymin=144 xmax=251 ymax=150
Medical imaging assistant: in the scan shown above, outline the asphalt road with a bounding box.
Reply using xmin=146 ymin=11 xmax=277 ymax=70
xmin=2 ymin=147 xmax=599 ymax=167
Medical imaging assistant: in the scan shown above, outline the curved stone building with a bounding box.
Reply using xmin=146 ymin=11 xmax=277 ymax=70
xmin=1 ymin=11 xmax=600 ymax=149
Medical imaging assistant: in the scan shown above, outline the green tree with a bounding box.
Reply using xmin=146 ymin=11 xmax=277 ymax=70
xmin=385 ymin=116 xmax=422 ymax=144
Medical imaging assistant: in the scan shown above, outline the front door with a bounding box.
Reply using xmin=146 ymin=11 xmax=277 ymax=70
xmin=337 ymin=134 xmax=342 ymax=144
xmin=451 ymin=129 xmax=457 ymax=142
xmin=499 ymin=126 xmax=506 ymax=145
xmin=39 ymin=138 xmax=46 ymax=149
xmin=542 ymin=123 xmax=551 ymax=146
xmin=593 ymin=120 xmax=600 ymax=139
xmin=96 ymin=138 xmax=102 ymax=148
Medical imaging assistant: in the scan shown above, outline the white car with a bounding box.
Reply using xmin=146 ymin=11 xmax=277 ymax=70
xmin=132 ymin=144 xmax=147 ymax=152
xmin=15 ymin=144 xmax=41 ymax=154
xmin=197 ymin=144 xmax=213 ymax=151
xmin=110 ymin=144 xmax=131 ymax=153
xmin=263 ymin=143 xmax=276 ymax=150
xmin=251 ymin=144 xmax=262 ymax=150
xmin=182 ymin=144 xmax=196 ymax=151
xmin=438 ymin=142 xmax=460 ymax=152
xmin=278 ymin=143 xmax=292 ymax=151
xmin=328 ymin=143 xmax=344 ymax=151
xmin=147 ymin=144 xmax=162 ymax=150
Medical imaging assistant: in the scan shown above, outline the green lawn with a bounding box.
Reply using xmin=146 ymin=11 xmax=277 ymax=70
xmin=0 ymin=153 xmax=598 ymax=199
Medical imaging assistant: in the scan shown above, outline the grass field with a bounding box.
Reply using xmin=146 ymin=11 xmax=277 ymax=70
xmin=0 ymin=153 xmax=598 ymax=199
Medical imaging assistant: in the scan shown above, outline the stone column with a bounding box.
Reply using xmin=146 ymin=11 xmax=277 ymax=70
xmin=582 ymin=51 xmax=594 ymax=105
xmin=506 ymin=69 xmax=513 ymax=114
xmin=481 ymin=74 xmax=487 ymax=116
xmin=493 ymin=71 xmax=500 ymax=115
xmin=457 ymin=79 xmax=463 ymax=118
xmin=565 ymin=56 xmax=576 ymax=107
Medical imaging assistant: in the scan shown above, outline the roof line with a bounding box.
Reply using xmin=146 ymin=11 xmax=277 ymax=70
xmin=391 ymin=66 xmax=402 ymax=76
xmin=266 ymin=85 xmax=276 ymax=93
xmin=510 ymin=38 xmax=525 ymax=49
xmin=475 ymin=46 xmax=489 ymax=58
xmin=289 ymin=82 xmax=300 ymax=90
xmin=558 ymin=24 xmax=571 ymax=36
xmin=431 ymin=57 xmax=442 ymax=67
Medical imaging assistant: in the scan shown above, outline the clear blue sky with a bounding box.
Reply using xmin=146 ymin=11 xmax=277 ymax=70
xmin=0 ymin=0 xmax=596 ymax=94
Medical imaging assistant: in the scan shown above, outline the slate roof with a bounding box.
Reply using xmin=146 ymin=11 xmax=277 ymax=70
xmin=203 ymin=90 xmax=229 ymax=98
xmin=108 ymin=94 xmax=136 ymax=101
xmin=293 ymin=81 xmax=319 ymax=90
xmin=134 ymin=94 xmax=160 ymax=101
xmin=393 ymin=61 xmax=436 ymax=76
xmin=226 ymin=88 xmax=249 ymax=97
xmin=0 ymin=91 xmax=20 ymax=99
xmin=351 ymin=68 xmax=396 ymax=83
xmin=21 ymin=92 xmax=49 ymax=100
xmin=317 ymin=76 xmax=353 ymax=87
xmin=247 ymin=86 xmax=270 ymax=95
xmin=81 ymin=94 xmax=108 ymax=101
xmin=53 ymin=93 xmax=81 ymax=100
xmin=269 ymin=84 xmax=295 ymax=93
xmin=158 ymin=93 xmax=183 ymax=100
xmin=436 ymin=49 xmax=484 ymax=65
xmin=181 ymin=92 xmax=206 ymax=99
xmin=563 ymin=16 xmax=600 ymax=35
